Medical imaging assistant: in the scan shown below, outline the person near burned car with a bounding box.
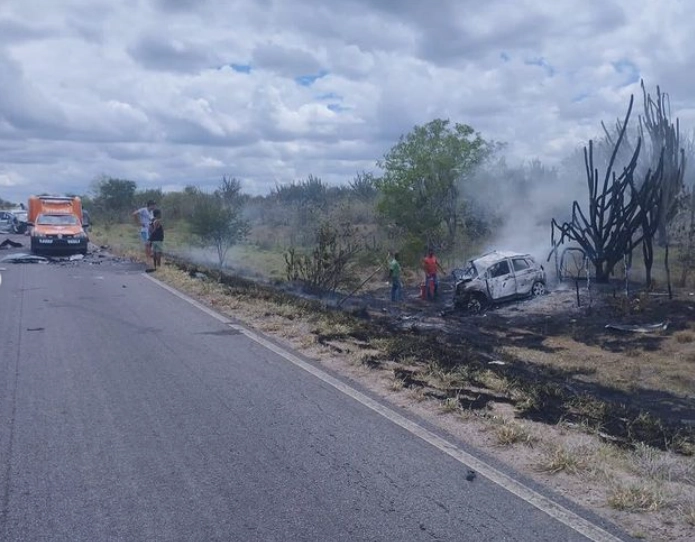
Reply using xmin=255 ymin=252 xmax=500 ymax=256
xmin=388 ymin=252 xmax=403 ymax=303
xmin=132 ymin=199 xmax=156 ymax=259
xmin=422 ymin=247 xmax=444 ymax=300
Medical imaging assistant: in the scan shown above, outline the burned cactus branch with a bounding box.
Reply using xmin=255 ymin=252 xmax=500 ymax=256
xmin=550 ymin=95 xmax=665 ymax=283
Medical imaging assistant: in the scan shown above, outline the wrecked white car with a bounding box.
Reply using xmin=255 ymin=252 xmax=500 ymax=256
xmin=453 ymin=251 xmax=546 ymax=313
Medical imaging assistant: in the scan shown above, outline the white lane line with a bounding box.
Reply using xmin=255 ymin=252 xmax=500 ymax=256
xmin=0 ymin=272 xmax=2 ymax=288
xmin=145 ymin=274 xmax=625 ymax=542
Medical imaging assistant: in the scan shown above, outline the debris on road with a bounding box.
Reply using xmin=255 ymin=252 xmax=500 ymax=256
xmin=0 ymin=252 xmax=48 ymax=263
xmin=0 ymin=238 xmax=23 ymax=249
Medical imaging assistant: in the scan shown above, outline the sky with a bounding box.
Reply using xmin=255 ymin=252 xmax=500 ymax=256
xmin=1 ymin=0 xmax=694 ymax=204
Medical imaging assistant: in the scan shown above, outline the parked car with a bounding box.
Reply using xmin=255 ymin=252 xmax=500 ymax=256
xmin=11 ymin=209 xmax=28 ymax=234
xmin=0 ymin=210 xmax=15 ymax=233
xmin=452 ymin=250 xmax=546 ymax=313
xmin=0 ymin=209 xmax=29 ymax=234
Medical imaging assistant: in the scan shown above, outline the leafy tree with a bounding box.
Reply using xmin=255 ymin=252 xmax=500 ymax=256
xmin=376 ymin=118 xmax=490 ymax=257
xmin=91 ymin=176 xmax=137 ymax=222
xmin=188 ymin=177 xmax=250 ymax=268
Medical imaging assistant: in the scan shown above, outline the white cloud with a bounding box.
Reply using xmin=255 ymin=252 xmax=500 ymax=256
xmin=0 ymin=0 xmax=694 ymax=204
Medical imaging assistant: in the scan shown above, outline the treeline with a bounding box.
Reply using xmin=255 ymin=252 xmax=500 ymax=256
xmin=76 ymin=81 xmax=695 ymax=289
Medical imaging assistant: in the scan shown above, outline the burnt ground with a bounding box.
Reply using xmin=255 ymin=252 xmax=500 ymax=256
xmin=162 ymin=254 xmax=695 ymax=454
xmin=290 ymin=273 xmax=695 ymax=454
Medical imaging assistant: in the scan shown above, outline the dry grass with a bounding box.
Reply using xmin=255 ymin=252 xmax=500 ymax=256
xmin=536 ymin=443 xmax=589 ymax=475
xmin=629 ymin=443 xmax=695 ymax=483
xmin=493 ymin=419 xmax=536 ymax=446
xmin=439 ymin=396 xmax=460 ymax=414
xmin=607 ymin=483 xmax=669 ymax=512
xmin=674 ymin=331 xmax=695 ymax=344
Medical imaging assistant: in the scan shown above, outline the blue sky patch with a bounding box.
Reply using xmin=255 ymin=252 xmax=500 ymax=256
xmin=327 ymin=103 xmax=348 ymax=113
xmin=230 ymin=63 xmax=252 ymax=73
xmin=612 ymin=59 xmax=639 ymax=86
xmin=295 ymin=70 xmax=328 ymax=86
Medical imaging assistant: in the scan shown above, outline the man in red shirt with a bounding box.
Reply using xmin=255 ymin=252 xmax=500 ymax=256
xmin=422 ymin=248 xmax=444 ymax=300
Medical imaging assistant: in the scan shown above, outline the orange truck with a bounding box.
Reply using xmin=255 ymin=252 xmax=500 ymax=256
xmin=28 ymin=195 xmax=89 ymax=255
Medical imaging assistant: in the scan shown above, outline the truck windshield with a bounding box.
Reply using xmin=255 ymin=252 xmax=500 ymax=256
xmin=36 ymin=214 xmax=79 ymax=225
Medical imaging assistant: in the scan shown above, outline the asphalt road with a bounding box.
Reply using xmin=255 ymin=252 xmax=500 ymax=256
xmin=0 ymin=238 xmax=632 ymax=541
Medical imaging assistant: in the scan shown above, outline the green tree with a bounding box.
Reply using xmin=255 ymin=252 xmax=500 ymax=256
xmin=188 ymin=178 xmax=250 ymax=268
xmin=376 ymin=119 xmax=490 ymax=257
xmin=91 ymin=176 xmax=137 ymax=222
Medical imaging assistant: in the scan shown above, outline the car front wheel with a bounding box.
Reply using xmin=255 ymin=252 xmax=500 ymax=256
xmin=531 ymin=281 xmax=546 ymax=296
xmin=455 ymin=294 xmax=486 ymax=314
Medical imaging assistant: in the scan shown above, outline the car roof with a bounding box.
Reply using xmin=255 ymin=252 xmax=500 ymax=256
xmin=471 ymin=250 xmax=534 ymax=269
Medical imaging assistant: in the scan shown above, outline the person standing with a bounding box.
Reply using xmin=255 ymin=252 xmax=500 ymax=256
xmin=389 ymin=252 xmax=403 ymax=303
xmin=132 ymin=199 xmax=156 ymax=259
xmin=148 ymin=208 xmax=164 ymax=271
xmin=422 ymin=247 xmax=444 ymax=300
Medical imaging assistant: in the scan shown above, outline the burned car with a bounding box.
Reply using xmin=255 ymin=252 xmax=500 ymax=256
xmin=453 ymin=251 xmax=546 ymax=312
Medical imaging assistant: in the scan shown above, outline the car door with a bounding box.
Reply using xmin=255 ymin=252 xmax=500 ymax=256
xmin=511 ymin=257 xmax=536 ymax=296
xmin=486 ymin=259 xmax=517 ymax=300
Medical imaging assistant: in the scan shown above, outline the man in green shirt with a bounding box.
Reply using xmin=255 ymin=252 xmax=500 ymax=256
xmin=389 ymin=252 xmax=403 ymax=302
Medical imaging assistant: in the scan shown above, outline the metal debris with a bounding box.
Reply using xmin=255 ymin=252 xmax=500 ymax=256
xmin=0 ymin=252 xmax=49 ymax=264
xmin=605 ymin=321 xmax=669 ymax=333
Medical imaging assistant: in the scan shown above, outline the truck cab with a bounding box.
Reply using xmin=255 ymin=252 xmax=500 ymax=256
xmin=28 ymin=196 xmax=89 ymax=255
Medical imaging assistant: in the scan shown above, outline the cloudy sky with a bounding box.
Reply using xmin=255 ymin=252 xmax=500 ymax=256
xmin=1 ymin=0 xmax=693 ymax=203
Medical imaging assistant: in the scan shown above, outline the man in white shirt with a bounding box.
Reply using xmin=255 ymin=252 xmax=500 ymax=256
xmin=132 ymin=199 xmax=156 ymax=260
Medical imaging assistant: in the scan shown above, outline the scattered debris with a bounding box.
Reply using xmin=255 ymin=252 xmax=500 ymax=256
xmin=69 ymin=254 xmax=84 ymax=261
xmin=605 ymin=321 xmax=670 ymax=333
xmin=0 ymin=252 xmax=48 ymax=264
xmin=26 ymin=327 xmax=45 ymax=332
xmin=465 ymin=469 xmax=476 ymax=482
xmin=0 ymin=238 xmax=23 ymax=249
xmin=488 ymin=360 xmax=506 ymax=366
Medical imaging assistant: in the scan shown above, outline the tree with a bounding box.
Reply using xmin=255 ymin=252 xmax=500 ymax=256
xmin=284 ymin=221 xmax=361 ymax=294
xmin=91 ymin=176 xmax=137 ymax=222
xmin=639 ymin=81 xmax=686 ymax=295
xmin=376 ymin=119 xmax=490 ymax=256
xmin=188 ymin=177 xmax=250 ymax=268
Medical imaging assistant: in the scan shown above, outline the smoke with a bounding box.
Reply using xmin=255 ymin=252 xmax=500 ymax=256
xmin=464 ymin=154 xmax=588 ymax=269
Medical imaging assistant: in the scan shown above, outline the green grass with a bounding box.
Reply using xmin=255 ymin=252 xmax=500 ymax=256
xmin=91 ymin=221 xmax=288 ymax=279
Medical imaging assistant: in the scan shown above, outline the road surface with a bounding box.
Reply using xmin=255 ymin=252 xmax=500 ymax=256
xmin=0 ymin=240 xmax=633 ymax=541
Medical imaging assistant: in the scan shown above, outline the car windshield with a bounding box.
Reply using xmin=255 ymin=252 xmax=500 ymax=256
xmin=453 ymin=263 xmax=478 ymax=281
xmin=36 ymin=214 xmax=79 ymax=226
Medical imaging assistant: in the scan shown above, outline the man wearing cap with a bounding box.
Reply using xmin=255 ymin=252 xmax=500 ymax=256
xmin=132 ymin=199 xmax=156 ymax=261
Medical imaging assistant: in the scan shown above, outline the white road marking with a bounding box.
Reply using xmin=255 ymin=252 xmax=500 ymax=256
xmin=145 ymin=274 xmax=625 ymax=542
xmin=0 ymin=272 xmax=2 ymax=288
